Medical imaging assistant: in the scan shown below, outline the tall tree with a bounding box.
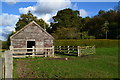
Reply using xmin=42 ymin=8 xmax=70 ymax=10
xmin=15 ymin=11 xmax=48 ymax=31
xmin=102 ymin=21 xmax=109 ymax=39
xmin=50 ymin=8 xmax=82 ymax=33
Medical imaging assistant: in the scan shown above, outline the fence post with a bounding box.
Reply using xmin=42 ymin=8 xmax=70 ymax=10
xmin=48 ymin=49 xmax=50 ymax=57
xmin=45 ymin=49 xmax=48 ymax=57
xmin=73 ymin=46 xmax=74 ymax=51
xmin=68 ymin=46 xmax=70 ymax=54
xmin=78 ymin=46 xmax=80 ymax=56
xmin=10 ymin=46 xmax=13 ymax=57
xmin=59 ymin=46 xmax=61 ymax=53
xmin=93 ymin=45 xmax=96 ymax=54
xmin=52 ymin=46 xmax=54 ymax=57
xmin=5 ymin=50 xmax=13 ymax=78
xmin=32 ymin=46 xmax=35 ymax=58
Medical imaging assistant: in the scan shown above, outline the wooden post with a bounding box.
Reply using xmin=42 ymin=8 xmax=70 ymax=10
xmin=45 ymin=52 xmax=47 ymax=57
xmin=48 ymin=49 xmax=50 ymax=57
xmin=68 ymin=46 xmax=70 ymax=54
xmin=93 ymin=45 xmax=96 ymax=54
xmin=10 ymin=46 xmax=13 ymax=57
xmin=52 ymin=46 xmax=54 ymax=57
xmin=10 ymin=46 xmax=13 ymax=51
xmin=73 ymin=46 xmax=74 ymax=51
xmin=32 ymin=46 xmax=35 ymax=58
xmin=59 ymin=46 xmax=61 ymax=53
xmin=77 ymin=46 xmax=80 ymax=56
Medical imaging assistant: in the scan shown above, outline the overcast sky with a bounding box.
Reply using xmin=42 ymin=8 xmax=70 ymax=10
xmin=0 ymin=0 xmax=119 ymax=41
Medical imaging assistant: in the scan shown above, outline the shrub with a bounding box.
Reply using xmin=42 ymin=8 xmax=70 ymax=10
xmin=54 ymin=39 xmax=119 ymax=48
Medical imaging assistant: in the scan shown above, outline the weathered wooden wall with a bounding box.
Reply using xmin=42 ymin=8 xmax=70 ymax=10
xmin=10 ymin=21 xmax=54 ymax=55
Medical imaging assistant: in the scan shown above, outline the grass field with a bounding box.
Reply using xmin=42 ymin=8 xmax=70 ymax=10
xmin=13 ymin=47 xmax=119 ymax=78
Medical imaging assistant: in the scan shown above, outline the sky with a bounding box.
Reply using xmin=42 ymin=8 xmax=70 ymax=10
xmin=0 ymin=0 xmax=119 ymax=41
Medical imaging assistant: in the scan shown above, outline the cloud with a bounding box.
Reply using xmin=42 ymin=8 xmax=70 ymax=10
xmin=19 ymin=6 xmax=35 ymax=14
xmin=19 ymin=0 xmax=71 ymax=23
xmin=71 ymin=3 xmax=78 ymax=10
xmin=108 ymin=8 xmax=113 ymax=11
xmin=79 ymin=9 xmax=88 ymax=17
xmin=3 ymin=0 xmax=17 ymax=4
xmin=0 ymin=13 xmax=19 ymax=26
xmin=19 ymin=0 xmax=71 ymax=14
xmin=34 ymin=0 xmax=71 ymax=15
xmin=0 ymin=26 xmax=15 ymax=41
xmin=0 ymin=13 xmax=19 ymax=41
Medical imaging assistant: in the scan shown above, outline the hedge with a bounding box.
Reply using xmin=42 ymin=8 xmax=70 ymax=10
xmin=54 ymin=39 xmax=119 ymax=48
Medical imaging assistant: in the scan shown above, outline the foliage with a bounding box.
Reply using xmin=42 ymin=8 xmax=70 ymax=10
xmin=49 ymin=8 xmax=94 ymax=39
xmin=13 ymin=47 xmax=118 ymax=78
xmin=2 ymin=31 xmax=15 ymax=49
xmin=15 ymin=11 xmax=48 ymax=31
xmin=49 ymin=4 xmax=120 ymax=39
xmin=52 ymin=27 xmax=81 ymax=39
xmin=54 ymin=39 xmax=119 ymax=48
xmin=83 ymin=9 xmax=120 ymax=39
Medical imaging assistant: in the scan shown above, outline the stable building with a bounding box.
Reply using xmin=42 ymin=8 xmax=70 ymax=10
xmin=10 ymin=21 xmax=54 ymax=57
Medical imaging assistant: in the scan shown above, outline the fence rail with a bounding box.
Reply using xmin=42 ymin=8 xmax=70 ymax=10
xmin=10 ymin=45 xmax=95 ymax=57
xmin=78 ymin=45 xmax=95 ymax=56
xmin=10 ymin=46 xmax=54 ymax=58
xmin=55 ymin=45 xmax=95 ymax=56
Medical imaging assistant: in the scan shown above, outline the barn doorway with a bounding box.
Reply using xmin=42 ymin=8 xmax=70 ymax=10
xmin=27 ymin=41 xmax=35 ymax=55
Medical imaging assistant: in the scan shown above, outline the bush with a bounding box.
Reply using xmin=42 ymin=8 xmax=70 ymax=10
xmin=2 ymin=41 xmax=9 ymax=49
xmin=54 ymin=39 xmax=119 ymax=48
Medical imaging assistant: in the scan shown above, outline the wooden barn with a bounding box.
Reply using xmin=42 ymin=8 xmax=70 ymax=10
xmin=10 ymin=21 xmax=54 ymax=57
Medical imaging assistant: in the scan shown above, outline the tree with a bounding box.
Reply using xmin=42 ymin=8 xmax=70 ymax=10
xmin=15 ymin=11 xmax=48 ymax=31
xmin=50 ymin=8 xmax=82 ymax=33
xmin=52 ymin=27 xmax=81 ymax=39
xmin=98 ymin=10 xmax=105 ymax=16
xmin=102 ymin=21 xmax=109 ymax=39
xmin=49 ymin=8 xmax=84 ymax=39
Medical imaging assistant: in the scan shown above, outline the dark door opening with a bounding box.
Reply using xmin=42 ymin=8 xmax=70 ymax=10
xmin=27 ymin=41 xmax=35 ymax=55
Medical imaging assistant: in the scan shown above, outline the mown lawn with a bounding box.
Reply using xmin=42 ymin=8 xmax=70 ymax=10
xmin=13 ymin=47 xmax=119 ymax=78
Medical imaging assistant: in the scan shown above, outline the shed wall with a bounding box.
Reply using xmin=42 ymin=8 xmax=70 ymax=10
xmin=10 ymin=23 xmax=53 ymax=55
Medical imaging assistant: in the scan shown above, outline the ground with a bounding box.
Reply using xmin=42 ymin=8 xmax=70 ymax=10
xmin=13 ymin=47 xmax=119 ymax=78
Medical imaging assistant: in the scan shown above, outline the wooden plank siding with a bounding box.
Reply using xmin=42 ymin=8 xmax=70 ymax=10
xmin=10 ymin=21 xmax=54 ymax=57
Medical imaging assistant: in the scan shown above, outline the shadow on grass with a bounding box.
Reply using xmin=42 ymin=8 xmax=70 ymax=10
xmin=55 ymin=51 xmax=78 ymax=57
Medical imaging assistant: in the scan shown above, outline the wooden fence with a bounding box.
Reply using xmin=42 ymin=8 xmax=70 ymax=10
xmin=78 ymin=46 xmax=95 ymax=56
xmin=55 ymin=45 xmax=95 ymax=56
xmin=10 ymin=45 xmax=95 ymax=57
xmin=10 ymin=46 xmax=54 ymax=58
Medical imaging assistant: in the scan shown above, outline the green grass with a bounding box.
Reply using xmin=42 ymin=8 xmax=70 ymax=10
xmin=54 ymin=39 xmax=119 ymax=48
xmin=13 ymin=47 xmax=119 ymax=78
